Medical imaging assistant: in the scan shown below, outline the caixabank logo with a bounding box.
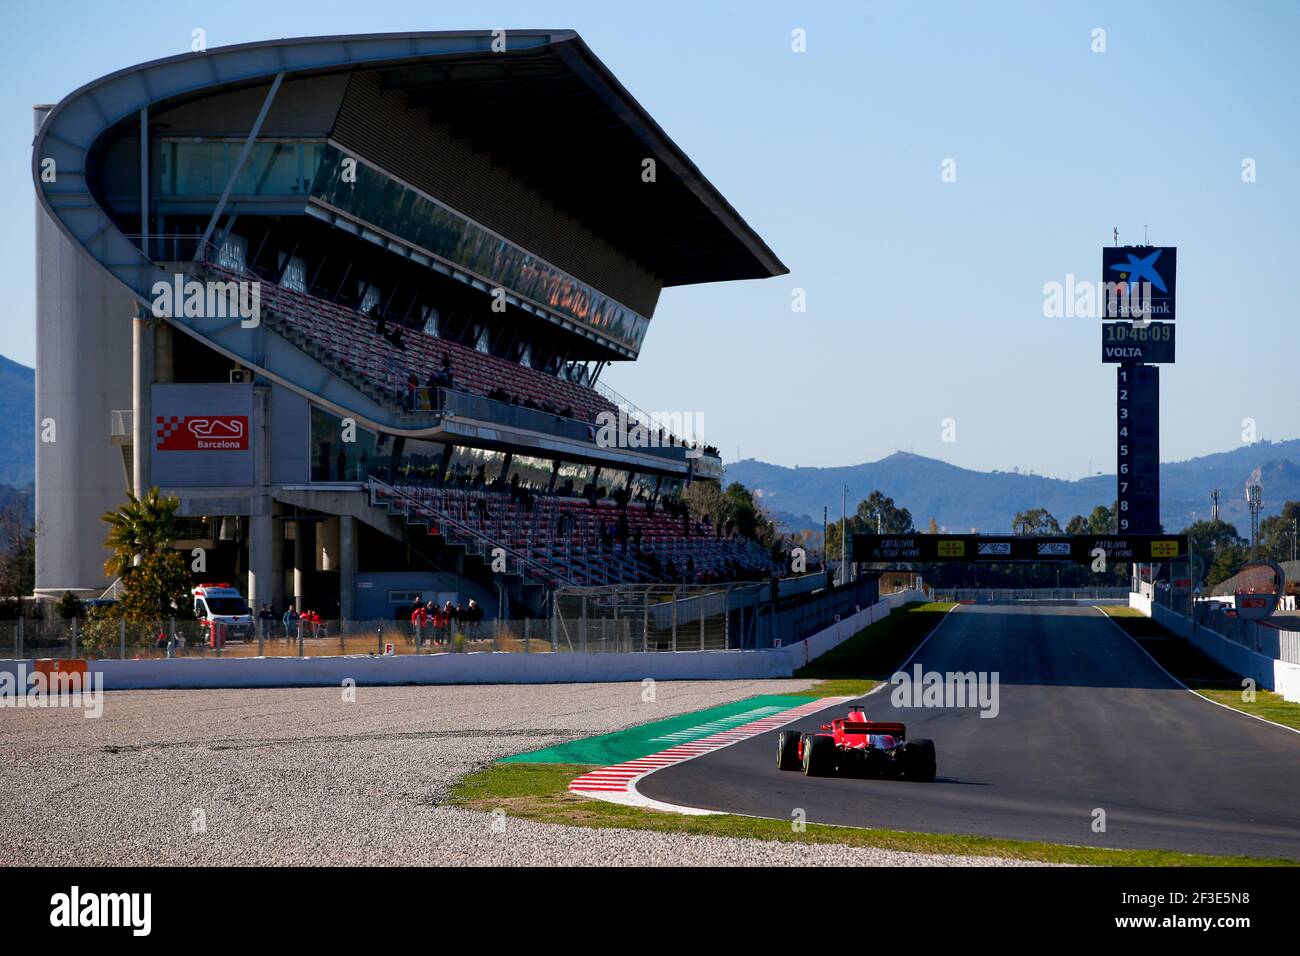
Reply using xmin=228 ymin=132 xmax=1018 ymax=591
xmin=156 ymin=416 xmax=249 ymax=451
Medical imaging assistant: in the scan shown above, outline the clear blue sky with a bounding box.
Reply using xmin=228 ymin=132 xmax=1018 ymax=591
xmin=4 ymin=0 xmax=1297 ymax=478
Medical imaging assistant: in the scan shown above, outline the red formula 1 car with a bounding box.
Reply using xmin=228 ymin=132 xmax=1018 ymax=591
xmin=776 ymin=710 xmax=937 ymax=782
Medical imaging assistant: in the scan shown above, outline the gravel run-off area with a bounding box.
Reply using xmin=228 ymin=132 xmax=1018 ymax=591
xmin=1 ymin=679 xmax=1046 ymax=866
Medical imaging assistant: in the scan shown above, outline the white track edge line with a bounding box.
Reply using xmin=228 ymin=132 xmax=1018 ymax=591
xmin=1092 ymin=604 xmax=1300 ymax=737
xmin=605 ymin=602 xmax=965 ymax=815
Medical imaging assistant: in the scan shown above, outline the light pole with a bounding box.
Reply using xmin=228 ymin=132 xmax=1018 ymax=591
xmin=839 ymin=485 xmax=847 ymax=587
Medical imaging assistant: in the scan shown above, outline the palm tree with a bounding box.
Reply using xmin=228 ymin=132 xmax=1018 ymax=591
xmin=102 ymin=488 xmax=181 ymax=577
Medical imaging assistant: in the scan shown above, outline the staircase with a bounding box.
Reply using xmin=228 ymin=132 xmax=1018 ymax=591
xmin=368 ymin=477 xmax=566 ymax=593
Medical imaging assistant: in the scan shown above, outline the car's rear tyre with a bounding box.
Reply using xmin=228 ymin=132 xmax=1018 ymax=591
xmin=776 ymin=730 xmax=802 ymax=771
xmin=903 ymin=738 xmax=937 ymax=782
xmin=802 ymin=734 xmax=835 ymax=776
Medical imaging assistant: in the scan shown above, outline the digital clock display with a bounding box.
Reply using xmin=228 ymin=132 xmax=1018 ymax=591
xmin=1101 ymin=321 xmax=1175 ymax=364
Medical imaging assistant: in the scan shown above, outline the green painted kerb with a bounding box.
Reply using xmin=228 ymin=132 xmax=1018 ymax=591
xmin=501 ymin=695 xmax=812 ymax=765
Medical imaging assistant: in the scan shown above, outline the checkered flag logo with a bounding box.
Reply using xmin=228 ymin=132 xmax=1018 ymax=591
xmin=156 ymin=416 xmax=182 ymax=443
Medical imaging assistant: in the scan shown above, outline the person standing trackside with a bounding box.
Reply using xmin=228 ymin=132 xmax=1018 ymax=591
xmin=282 ymin=605 xmax=299 ymax=639
xmin=411 ymin=601 xmax=427 ymax=644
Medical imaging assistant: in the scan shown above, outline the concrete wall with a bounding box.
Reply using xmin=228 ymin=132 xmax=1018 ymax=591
xmin=34 ymin=108 xmax=136 ymax=596
xmin=0 ymin=589 xmax=929 ymax=691
xmin=1128 ymin=593 xmax=1300 ymax=703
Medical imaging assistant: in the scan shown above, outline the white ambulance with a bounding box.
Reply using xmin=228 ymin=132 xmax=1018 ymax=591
xmin=191 ymin=584 xmax=255 ymax=643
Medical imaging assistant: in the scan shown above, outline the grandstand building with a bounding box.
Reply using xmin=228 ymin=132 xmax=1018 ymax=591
xmin=32 ymin=31 xmax=786 ymax=618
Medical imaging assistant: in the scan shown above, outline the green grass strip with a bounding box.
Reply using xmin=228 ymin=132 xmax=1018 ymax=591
xmin=448 ymin=762 xmax=1294 ymax=867
xmin=1100 ymin=606 xmax=1300 ymax=731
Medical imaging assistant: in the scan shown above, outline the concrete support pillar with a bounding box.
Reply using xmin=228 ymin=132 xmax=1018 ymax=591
xmin=247 ymin=384 xmax=273 ymax=609
xmin=317 ymin=516 xmax=340 ymax=571
xmin=248 ymin=502 xmax=273 ymax=611
xmin=155 ymin=322 xmax=173 ymax=384
xmin=270 ymin=503 xmax=286 ymax=613
xmin=292 ymin=525 xmax=305 ymax=613
xmin=339 ymin=515 xmax=356 ymax=622
xmin=131 ymin=315 xmax=154 ymax=497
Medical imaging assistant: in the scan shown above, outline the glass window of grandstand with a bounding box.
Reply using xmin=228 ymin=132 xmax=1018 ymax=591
xmin=157 ymin=139 xmax=326 ymax=197
xmin=217 ymin=233 xmax=247 ymax=272
xmin=396 ymin=438 xmax=447 ymax=486
xmin=279 ymin=253 xmax=308 ymax=292
xmin=594 ymin=467 xmax=630 ymax=503
xmin=444 ymin=445 xmax=507 ymax=488
xmin=310 ymin=406 xmax=383 ymax=482
xmin=554 ymin=460 xmax=594 ymax=499
xmin=628 ymin=472 xmax=659 ymax=505
xmin=505 ymin=455 xmax=554 ymax=494
xmin=659 ymin=477 xmax=684 ymax=506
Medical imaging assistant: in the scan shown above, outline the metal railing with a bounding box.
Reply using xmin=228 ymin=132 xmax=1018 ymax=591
xmin=1190 ymin=601 xmax=1300 ymax=665
xmin=0 ymin=616 xmax=553 ymax=661
xmin=551 ymin=575 xmax=875 ymax=652
xmin=110 ymin=409 xmax=133 ymax=437
xmin=368 ymin=476 xmax=560 ymax=587
xmin=932 ymin=587 xmax=1131 ymax=602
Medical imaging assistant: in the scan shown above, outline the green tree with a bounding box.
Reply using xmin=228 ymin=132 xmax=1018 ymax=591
xmin=825 ymin=490 xmax=914 ymax=557
xmin=57 ymin=591 xmax=85 ymax=620
xmin=682 ymin=480 xmax=778 ymax=548
xmin=1012 ymin=507 xmax=1061 ymax=535
xmin=1207 ymin=544 xmax=1248 ymax=589
xmin=1182 ymin=519 xmax=1245 ymax=585
xmin=0 ymin=502 xmax=35 ymax=616
xmin=118 ymin=549 xmax=193 ymax=623
xmin=1257 ymin=501 xmax=1300 ymax=563
xmin=101 ymin=489 xmax=192 ymax=624
xmin=102 ymin=487 xmax=181 ymax=578
xmin=856 ymin=491 xmax=913 ymax=535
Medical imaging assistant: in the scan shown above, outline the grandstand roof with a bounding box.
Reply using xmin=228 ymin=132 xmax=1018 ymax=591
xmin=38 ymin=30 xmax=786 ymax=290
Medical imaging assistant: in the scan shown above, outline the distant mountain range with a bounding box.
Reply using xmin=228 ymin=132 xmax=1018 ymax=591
xmin=0 ymin=355 xmax=33 ymax=488
xmin=0 ymin=350 xmax=1294 ymax=537
xmin=728 ymin=443 xmax=1300 ymax=536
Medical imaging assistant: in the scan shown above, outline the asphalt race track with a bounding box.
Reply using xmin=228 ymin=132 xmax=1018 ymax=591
xmin=638 ymin=604 xmax=1300 ymax=859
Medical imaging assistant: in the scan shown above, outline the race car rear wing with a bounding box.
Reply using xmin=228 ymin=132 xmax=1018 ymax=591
xmin=841 ymin=721 xmax=906 ymax=736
